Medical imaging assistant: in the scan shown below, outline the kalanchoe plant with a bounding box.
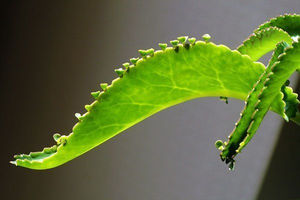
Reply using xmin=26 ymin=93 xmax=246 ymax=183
xmin=11 ymin=14 xmax=300 ymax=170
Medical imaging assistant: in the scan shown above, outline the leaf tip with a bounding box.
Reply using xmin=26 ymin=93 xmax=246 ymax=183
xmin=10 ymin=161 xmax=17 ymax=166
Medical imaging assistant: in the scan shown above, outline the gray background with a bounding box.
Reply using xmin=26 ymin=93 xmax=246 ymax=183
xmin=2 ymin=1 xmax=299 ymax=200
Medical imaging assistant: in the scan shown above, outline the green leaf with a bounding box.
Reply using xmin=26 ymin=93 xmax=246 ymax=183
xmin=13 ymin=41 xmax=274 ymax=170
xmin=255 ymin=14 xmax=300 ymax=37
xmin=11 ymin=14 xmax=300 ymax=170
xmin=220 ymin=41 xmax=300 ymax=166
xmin=237 ymin=27 xmax=293 ymax=61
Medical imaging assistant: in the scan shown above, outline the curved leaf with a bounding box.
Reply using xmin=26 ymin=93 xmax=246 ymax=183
xmin=219 ymin=41 xmax=300 ymax=168
xmin=237 ymin=27 xmax=292 ymax=61
xmin=255 ymin=14 xmax=300 ymax=37
xmin=11 ymin=14 xmax=300 ymax=170
xmin=12 ymin=41 xmax=275 ymax=169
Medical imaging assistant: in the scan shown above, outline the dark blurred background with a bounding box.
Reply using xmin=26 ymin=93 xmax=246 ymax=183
xmin=2 ymin=1 xmax=299 ymax=200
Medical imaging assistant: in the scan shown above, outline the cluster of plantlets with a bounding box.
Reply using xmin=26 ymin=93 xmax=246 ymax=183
xmin=11 ymin=14 xmax=299 ymax=170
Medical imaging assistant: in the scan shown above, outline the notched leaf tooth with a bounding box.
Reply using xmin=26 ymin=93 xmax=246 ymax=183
xmin=281 ymin=85 xmax=299 ymax=120
xmin=170 ymin=40 xmax=180 ymax=53
xmin=115 ymin=68 xmax=125 ymax=77
xmin=53 ymin=133 xmax=61 ymax=142
xmin=100 ymin=83 xmax=108 ymax=91
xmin=202 ymin=34 xmax=211 ymax=42
xmin=130 ymin=57 xmax=139 ymax=65
xmin=170 ymin=40 xmax=179 ymax=47
xmin=29 ymin=152 xmax=41 ymax=158
xmin=85 ymin=104 xmax=92 ymax=111
xmin=177 ymin=36 xmax=188 ymax=44
xmin=188 ymin=37 xmax=196 ymax=45
xmin=146 ymin=48 xmax=155 ymax=56
xmin=11 ymin=143 xmax=59 ymax=166
xmin=215 ymin=140 xmax=224 ymax=150
xmin=138 ymin=50 xmax=147 ymax=57
xmin=91 ymin=91 xmax=100 ymax=99
xmin=122 ymin=62 xmax=130 ymax=71
xmin=56 ymin=135 xmax=67 ymax=146
xmin=158 ymin=43 xmax=168 ymax=50
xmin=43 ymin=145 xmax=57 ymax=154
xmin=75 ymin=113 xmax=84 ymax=121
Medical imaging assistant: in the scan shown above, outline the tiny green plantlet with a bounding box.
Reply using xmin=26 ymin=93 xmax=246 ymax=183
xmin=11 ymin=14 xmax=300 ymax=170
